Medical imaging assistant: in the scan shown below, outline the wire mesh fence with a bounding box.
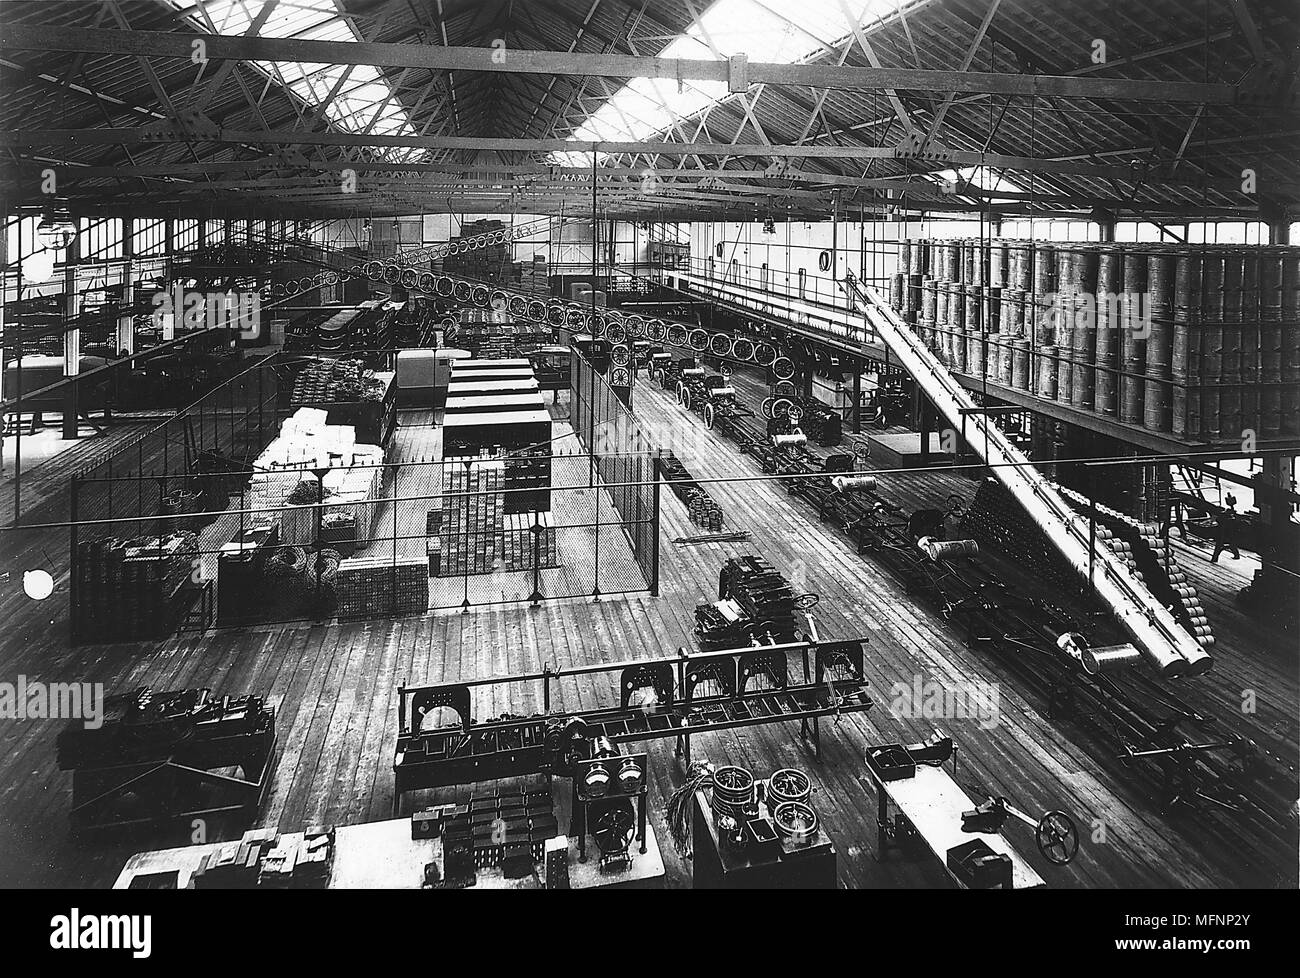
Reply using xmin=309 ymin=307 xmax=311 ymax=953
xmin=569 ymin=350 xmax=660 ymax=592
xmin=67 ymin=447 xmax=658 ymax=644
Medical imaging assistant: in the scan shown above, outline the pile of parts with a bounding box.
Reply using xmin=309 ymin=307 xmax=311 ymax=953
xmin=412 ymin=786 xmax=559 ymax=887
xmin=189 ymin=826 xmax=335 ymax=890
xmin=671 ymin=762 xmax=835 ymax=888
xmin=660 ymin=450 xmax=726 ymax=531
xmin=695 ymin=555 xmax=818 ymax=650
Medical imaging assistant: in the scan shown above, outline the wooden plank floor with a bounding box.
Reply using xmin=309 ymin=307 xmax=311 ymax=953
xmin=0 ymin=379 xmax=1294 ymax=889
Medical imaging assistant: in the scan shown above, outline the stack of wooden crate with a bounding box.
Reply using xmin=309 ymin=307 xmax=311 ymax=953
xmin=74 ymin=532 xmax=199 ymax=642
xmin=335 ymin=555 xmax=428 ymax=619
xmin=438 ymin=457 xmax=505 ymax=576
xmin=518 ymin=256 xmax=548 ymax=293
xmin=501 ymin=511 xmax=558 ymax=571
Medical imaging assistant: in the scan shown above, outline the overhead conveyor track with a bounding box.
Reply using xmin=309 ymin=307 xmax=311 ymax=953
xmin=670 ymin=269 xmax=1212 ymax=679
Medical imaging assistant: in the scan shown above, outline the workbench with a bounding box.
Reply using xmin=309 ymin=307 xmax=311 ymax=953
xmin=865 ymin=759 xmax=1045 ymax=889
xmin=691 ymin=790 xmax=837 ymax=889
xmin=113 ymin=817 xmax=664 ymax=890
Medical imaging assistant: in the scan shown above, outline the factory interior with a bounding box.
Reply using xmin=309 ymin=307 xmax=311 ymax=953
xmin=0 ymin=0 xmax=1297 ymax=903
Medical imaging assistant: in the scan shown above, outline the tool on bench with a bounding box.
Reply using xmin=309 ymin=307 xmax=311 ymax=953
xmin=961 ymin=795 xmax=1080 ymax=865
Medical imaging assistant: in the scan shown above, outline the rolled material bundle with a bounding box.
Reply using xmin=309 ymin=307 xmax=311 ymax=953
xmin=831 ymin=475 xmax=878 ymax=493
xmin=919 ymin=537 xmax=979 ymax=561
xmin=772 ymin=432 xmax=807 ymax=448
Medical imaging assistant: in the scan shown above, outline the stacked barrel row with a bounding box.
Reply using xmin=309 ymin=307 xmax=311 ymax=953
xmin=891 ymin=239 xmax=1300 ymax=441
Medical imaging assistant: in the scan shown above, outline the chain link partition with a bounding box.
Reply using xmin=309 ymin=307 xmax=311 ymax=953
xmin=569 ymin=350 xmax=660 ymax=593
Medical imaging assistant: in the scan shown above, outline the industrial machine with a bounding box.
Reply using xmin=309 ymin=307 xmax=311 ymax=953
xmin=55 ymin=686 xmax=276 ymax=834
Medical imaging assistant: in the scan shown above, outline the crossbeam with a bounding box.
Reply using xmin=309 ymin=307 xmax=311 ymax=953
xmin=0 ymin=25 xmax=1244 ymax=105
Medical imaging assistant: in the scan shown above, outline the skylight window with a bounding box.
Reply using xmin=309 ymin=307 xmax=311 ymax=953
xmin=551 ymin=0 xmax=907 ymax=168
xmin=929 ymin=167 xmax=1026 ymax=204
xmin=168 ymin=0 xmax=425 ymax=163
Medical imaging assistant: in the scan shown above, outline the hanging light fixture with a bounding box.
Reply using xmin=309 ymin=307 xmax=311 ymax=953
xmin=762 ymin=216 xmax=776 ymax=235
xmin=36 ymin=207 xmax=77 ymax=250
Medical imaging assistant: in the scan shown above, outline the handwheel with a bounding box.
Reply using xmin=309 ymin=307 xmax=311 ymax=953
xmin=793 ymin=592 xmax=820 ymax=611
xmin=1036 ymin=810 xmax=1079 ymax=865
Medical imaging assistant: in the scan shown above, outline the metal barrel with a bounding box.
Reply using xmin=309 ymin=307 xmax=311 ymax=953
xmin=970 ymin=240 xmax=985 ymax=287
xmin=990 ymin=241 xmax=1008 ymax=288
xmin=1012 ymin=337 xmax=1031 ymax=391
xmin=986 ymin=286 xmax=1002 ymax=342
xmin=1170 ymin=249 xmax=1201 ymax=438
xmin=1009 ymin=241 xmax=1033 ymax=291
xmin=1220 ymin=248 xmax=1243 ymax=439
xmin=1153 ymin=247 xmax=1181 ymax=321
xmin=1038 ymin=345 xmax=1059 ymax=400
xmin=1056 ymin=244 xmax=1077 ymax=296
xmin=909 ymin=240 xmax=926 ymax=276
xmin=999 ymin=333 xmax=1015 ymax=386
xmin=949 ymin=283 xmax=966 ymax=349
xmin=889 ymin=273 xmax=905 ymax=311
xmin=946 ymin=241 xmax=961 ymax=284
xmin=1095 ymin=244 xmax=1123 ymax=416
xmin=955 ymin=285 xmax=975 ymax=372
xmin=1200 ymin=250 xmax=1225 ymax=439
xmin=1240 ymin=250 xmax=1261 ymax=436
xmin=1033 ymin=243 xmax=1056 ymax=296
xmin=922 ymin=276 xmax=938 ymax=321
xmin=1281 ymin=250 xmax=1300 ymax=435
xmin=1056 ymin=328 xmax=1073 ymax=404
xmin=900 ymin=239 xmax=913 ymax=277
xmin=1258 ymin=247 xmax=1284 ymax=437
xmin=906 ymin=273 xmax=924 ymax=316
xmin=967 ymin=327 xmax=986 ymax=376
xmin=1071 ymin=291 xmax=1096 ymax=411
xmin=1076 ymin=244 xmax=1100 ymax=296
xmin=963 ymin=239 xmax=977 ymax=284
xmin=1118 ymin=247 xmax=1146 ymax=422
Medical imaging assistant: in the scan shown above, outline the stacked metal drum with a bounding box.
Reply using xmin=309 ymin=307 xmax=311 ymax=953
xmin=892 ymin=238 xmax=1300 ymax=441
